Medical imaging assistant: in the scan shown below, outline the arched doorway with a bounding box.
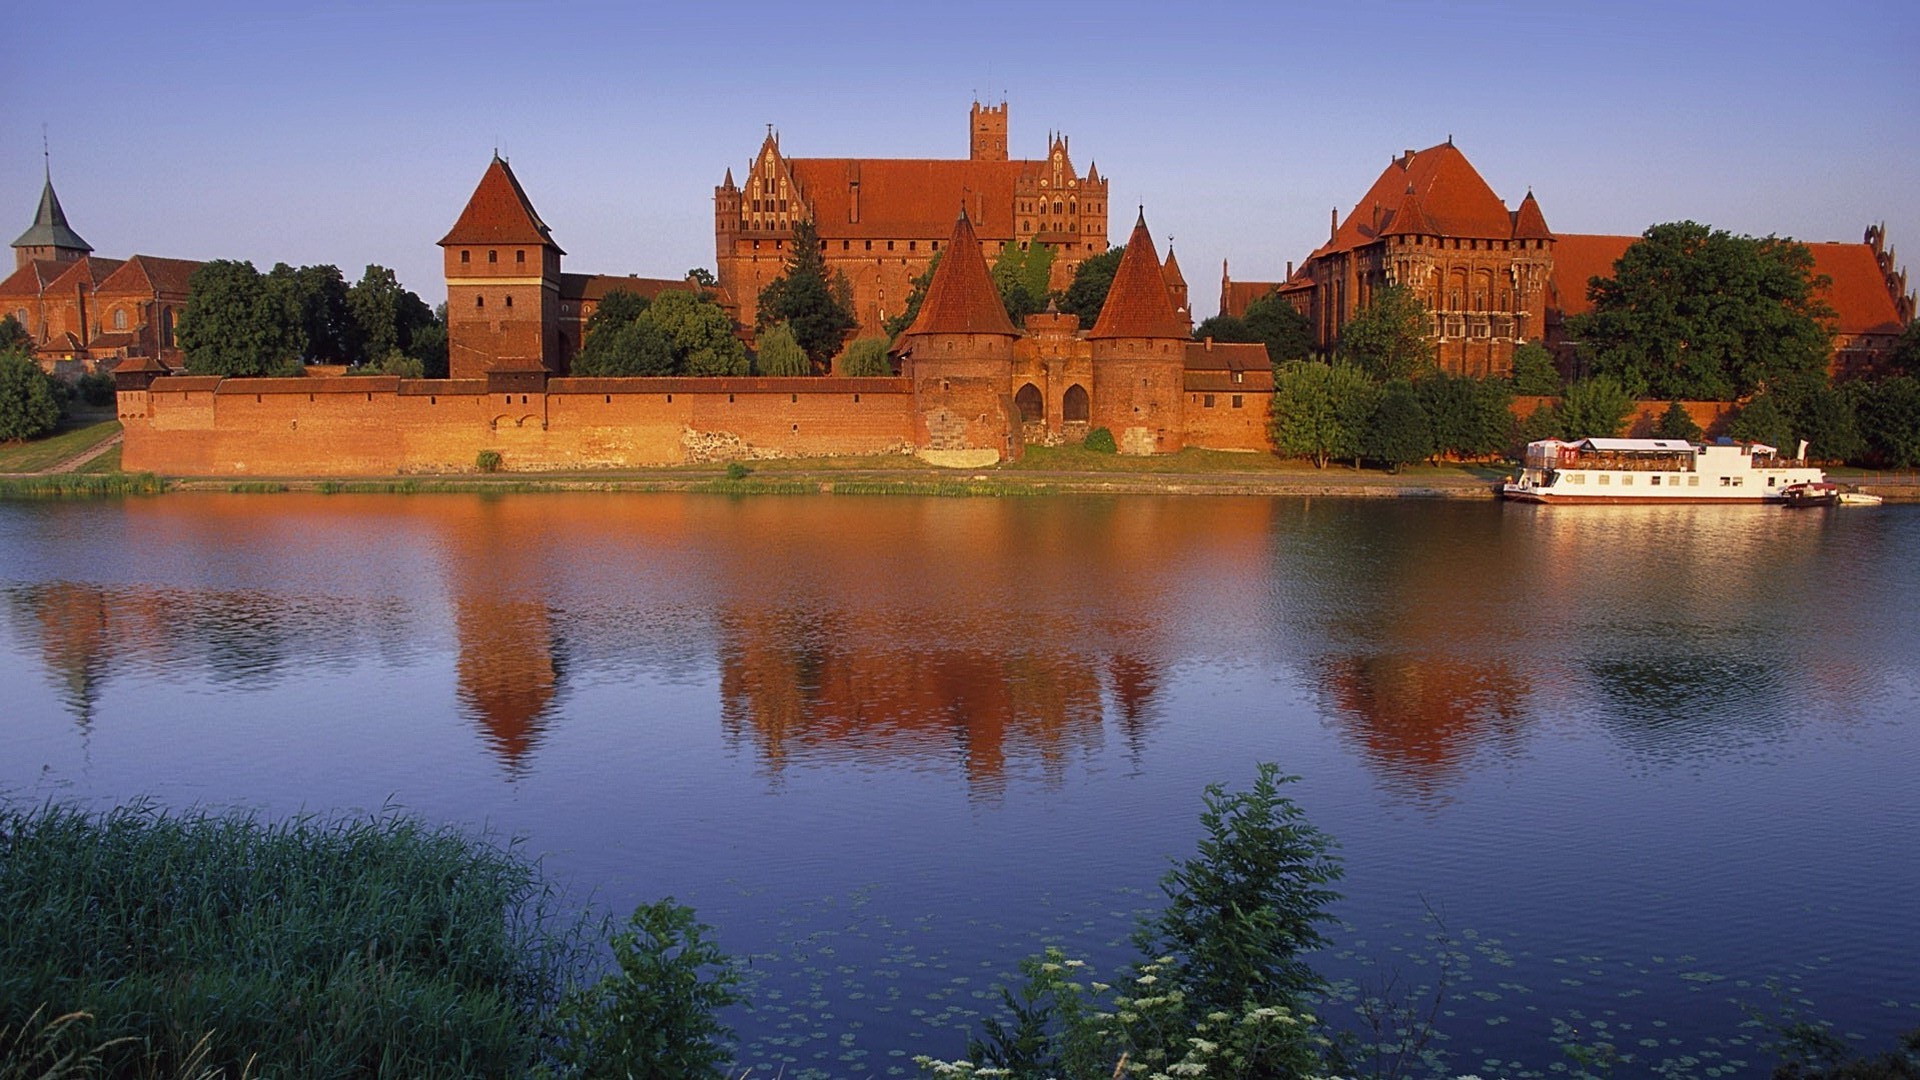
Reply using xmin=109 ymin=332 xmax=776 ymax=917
xmin=1062 ymin=384 xmax=1089 ymax=422
xmin=1014 ymin=383 xmax=1044 ymax=422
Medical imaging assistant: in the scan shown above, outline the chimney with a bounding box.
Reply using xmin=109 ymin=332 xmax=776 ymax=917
xmin=1204 ymin=336 xmax=1214 ymax=351
xmin=1286 ymin=260 xmax=1293 ymax=278
xmin=1330 ymin=207 xmax=1338 ymax=242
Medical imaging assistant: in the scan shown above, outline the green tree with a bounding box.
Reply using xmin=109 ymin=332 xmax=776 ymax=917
xmin=1729 ymin=393 xmax=1795 ymax=451
xmin=573 ymin=317 xmax=674 ymax=377
xmin=1363 ymin=380 xmax=1435 ymax=472
xmin=643 ymin=290 xmax=747 ymax=376
xmin=1569 ymin=221 xmax=1835 ymax=401
xmin=1516 ymin=401 xmax=1562 ymax=447
xmin=345 ymin=264 xmax=433 ymax=366
xmin=0 ymin=351 xmax=61 ymax=442
xmin=1338 ymin=283 xmax=1434 ymax=382
xmin=1055 ymin=245 xmax=1124 ymax=325
xmin=267 ymin=263 xmax=356 ymax=363
xmin=1557 ymin=375 xmax=1635 ymax=439
xmin=839 ymin=336 xmax=893 ymax=377
xmin=686 ymin=267 xmax=717 ymax=288
xmin=885 ymin=252 xmax=942 ymax=339
xmin=0 ymin=314 xmax=35 ymax=356
xmin=1655 ymin=400 xmax=1704 ymax=441
xmin=177 ymin=260 xmax=303 ymax=376
xmin=755 ymin=321 xmax=809 ymax=376
xmin=1859 ymin=377 xmax=1920 ymax=467
xmin=1244 ymin=295 xmax=1315 ymax=365
xmin=991 ymin=241 xmax=1054 ymax=322
xmin=1796 ymin=385 xmax=1865 ymax=463
xmin=409 ymin=316 xmax=449 ymax=379
xmin=551 ymin=899 xmax=743 ymax=1080
xmin=1510 ymin=341 xmax=1562 ymax=395
xmin=1194 ymin=313 xmax=1257 ymax=342
xmin=1269 ymin=361 xmax=1376 ymax=468
xmin=756 ymin=218 xmax=857 ymax=371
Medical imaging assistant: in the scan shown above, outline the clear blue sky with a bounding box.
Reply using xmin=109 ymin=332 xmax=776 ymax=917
xmin=6 ymin=0 xmax=1916 ymax=317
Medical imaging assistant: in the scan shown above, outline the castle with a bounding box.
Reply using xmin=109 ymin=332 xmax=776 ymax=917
xmin=715 ymin=102 xmax=1110 ymax=335
xmin=115 ymin=149 xmax=1268 ymax=476
xmin=1220 ymin=141 xmax=1914 ymax=378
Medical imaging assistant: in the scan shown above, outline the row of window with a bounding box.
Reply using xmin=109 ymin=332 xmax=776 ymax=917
xmin=1391 ymin=237 xmax=1548 ymax=251
xmin=458 ymin=249 xmax=528 ymax=265
xmin=1194 ymin=394 xmax=1246 ymax=409
xmin=1565 ymin=473 xmax=1706 ymax=487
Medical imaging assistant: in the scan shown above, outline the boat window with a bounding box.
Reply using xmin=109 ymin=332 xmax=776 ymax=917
xmin=1651 ymin=475 xmax=1661 ymax=485
xmin=1622 ymin=475 xmax=1633 ymax=485
xmin=1767 ymin=477 xmax=1777 ymax=486
xmin=1571 ymin=474 xmax=1584 ymax=484
xmin=1733 ymin=477 xmax=1743 ymax=486
xmin=1598 ymin=474 xmax=1610 ymax=485
xmin=1720 ymin=477 xmax=1732 ymax=486
xmin=1688 ymin=476 xmax=1699 ymax=486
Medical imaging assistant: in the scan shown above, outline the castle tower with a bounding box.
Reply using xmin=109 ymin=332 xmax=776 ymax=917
xmin=901 ymin=208 xmax=1022 ymax=464
xmin=970 ymin=100 xmax=1008 ymax=161
xmin=1089 ymin=211 xmax=1188 ymax=455
xmin=439 ymin=155 xmax=565 ymax=379
xmin=12 ymin=168 xmax=91 ymax=271
xmin=1161 ymin=243 xmax=1190 ymax=329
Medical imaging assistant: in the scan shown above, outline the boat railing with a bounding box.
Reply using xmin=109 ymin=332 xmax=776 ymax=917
xmin=1554 ymin=450 xmax=1695 ymax=472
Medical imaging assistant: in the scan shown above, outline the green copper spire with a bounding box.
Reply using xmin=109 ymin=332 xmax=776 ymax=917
xmin=12 ymin=171 xmax=92 ymax=255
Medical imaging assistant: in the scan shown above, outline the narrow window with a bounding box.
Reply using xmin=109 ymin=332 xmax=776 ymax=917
xmin=476 ymin=296 xmax=484 ymax=308
xmin=461 ymin=250 xmax=470 ymax=263
xmin=1203 ymin=393 xmax=1215 ymax=408
xmin=516 ymin=249 xmax=525 ymax=264
xmin=488 ymin=250 xmax=498 ymax=263
xmin=504 ymin=295 xmax=513 ymax=308
xmin=1232 ymin=395 xmax=1244 ymax=408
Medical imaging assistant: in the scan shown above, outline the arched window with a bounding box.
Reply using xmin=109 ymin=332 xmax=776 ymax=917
xmin=505 ymin=295 xmax=513 ymax=309
xmin=113 ymin=308 xmax=126 ymax=330
xmin=1015 ymin=383 xmax=1044 ymax=422
xmin=476 ymin=296 xmax=485 ymax=308
xmin=1062 ymin=383 xmax=1090 ymax=422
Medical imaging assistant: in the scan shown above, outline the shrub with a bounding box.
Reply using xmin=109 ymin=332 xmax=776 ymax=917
xmin=754 ymin=322 xmax=809 ymax=377
xmin=1083 ymin=426 xmax=1117 ymax=453
xmin=75 ymin=372 xmax=117 ymax=407
xmin=725 ymin=461 xmax=750 ymax=480
xmin=476 ymin=449 xmax=503 ymax=473
xmin=839 ymin=335 xmax=894 ymax=377
xmin=549 ymin=900 xmax=743 ymax=1080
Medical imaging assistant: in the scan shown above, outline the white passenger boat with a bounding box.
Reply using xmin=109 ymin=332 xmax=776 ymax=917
xmin=1501 ymin=437 xmax=1825 ymax=504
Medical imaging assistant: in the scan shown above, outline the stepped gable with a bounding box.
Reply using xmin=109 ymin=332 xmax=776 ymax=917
xmin=902 ymin=208 xmax=1017 ymax=338
xmin=438 ymin=155 xmax=563 ymax=251
xmin=1089 ymin=211 xmax=1186 ymax=339
xmin=12 ymin=174 xmax=91 ymax=253
xmin=1321 ymin=142 xmax=1517 ymax=255
xmin=788 ymin=158 xmax=1036 ymax=239
xmin=1512 ymin=190 xmax=1553 ymax=240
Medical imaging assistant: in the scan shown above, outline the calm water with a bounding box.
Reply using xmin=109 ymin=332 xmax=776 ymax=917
xmin=3 ymin=493 xmax=1916 ymax=1077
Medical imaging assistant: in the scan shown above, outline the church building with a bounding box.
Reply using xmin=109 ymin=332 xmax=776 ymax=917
xmin=715 ymin=102 xmax=1111 ymax=335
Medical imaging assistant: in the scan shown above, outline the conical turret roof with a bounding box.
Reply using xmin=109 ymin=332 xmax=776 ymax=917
xmin=1512 ymin=190 xmax=1553 ymax=240
xmin=1089 ymin=212 xmax=1186 ymax=339
xmin=903 ymin=208 xmax=1017 ymax=338
xmin=439 ymin=156 xmax=563 ymax=252
xmin=1161 ymin=244 xmax=1187 ymax=291
xmin=12 ymin=173 xmax=90 ymax=253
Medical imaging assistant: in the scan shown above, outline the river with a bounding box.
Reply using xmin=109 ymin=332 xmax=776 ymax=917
xmin=3 ymin=493 xmax=1915 ymax=1077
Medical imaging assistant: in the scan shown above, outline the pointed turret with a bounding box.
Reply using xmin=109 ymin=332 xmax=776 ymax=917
xmin=1090 ymin=212 xmax=1186 ymax=339
xmin=1382 ymin=185 xmax=1437 ymax=238
xmin=1512 ymin=189 xmax=1553 ymax=241
xmin=904 ymin=208 xmax=1017 ymax=338
xmin=13 ymin=171 xmax=92 ymax=270
xmin=439 ymin=155 xmax=563 ymax=252
xmin=1161 ymin=243 xmax=1190 ymax=326
xmin=722 ymin=167 xmax=736 ymax=190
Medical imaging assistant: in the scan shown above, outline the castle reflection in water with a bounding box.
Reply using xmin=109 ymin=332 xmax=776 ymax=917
xmin=4 ymin=493 xmax=1880 ymax=795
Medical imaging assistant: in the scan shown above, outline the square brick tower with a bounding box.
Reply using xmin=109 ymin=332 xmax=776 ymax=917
xmin=440 ymin=156 xmax=564 ymax=379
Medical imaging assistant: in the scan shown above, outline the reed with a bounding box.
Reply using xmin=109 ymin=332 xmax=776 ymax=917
xmin=0 ymin=800 xmax=574 ymax=1079
xmin=0 ymin=472 xmax=164 ymax=498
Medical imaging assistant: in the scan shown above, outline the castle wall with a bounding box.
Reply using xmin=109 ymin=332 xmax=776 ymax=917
xmin=1181 ymin=389 xmax=1274 ymax=452
xmin=121 ymin=375 xmax=917 ymax=476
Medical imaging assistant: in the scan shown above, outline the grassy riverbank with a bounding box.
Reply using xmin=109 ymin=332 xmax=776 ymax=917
xmin=0 ymin=419 xmax=121 ymax=474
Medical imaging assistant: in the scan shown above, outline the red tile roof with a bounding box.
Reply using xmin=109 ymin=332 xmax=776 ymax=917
xmin=98 ymin=254 xmax=201 ymax=298
xmin=559 ymin=273 xmax=727 ymax=304
xmin=1547 ymin=233 xmax=1636 ymax=320
xmin=1379 ymin=188 xmax=1437 ymax=238
xmin=1090 ymin=213 xmax=1186 ymax=339
xmin=1806 ymin=242 xmax=1906 ymax=337
xmin=46 ymin=256 xmax=125 ymax=293
xmin=1317 ymin=143 xmax=1519 ymax=257
xmin=1220 ymin=279 xmax=1279 ymax=318
xmin=1513 ymin=191 xmax=1553 ymax=240
xmin=439 ymin=156 xmax=562 ymax=251
xmin=902 ymin=210 xmax=1017 ymax=338
xmin=1183 ymin=340 xmax=1271 ymax=371
xmin=0 ymin=260 xmax=66 ymax=298
xmin=1161 ymin=246 xmax=1187 ymax=291
xmin=790 ymin=158 xmax=1045 ymax=240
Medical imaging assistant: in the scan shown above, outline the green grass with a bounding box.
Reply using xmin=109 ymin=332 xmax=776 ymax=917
xmin=0 ymin=420 xmax=121 ymax=473
xmin=0 ymin=472 xmax=163 ymax=498
xmin=0 ymin=800 xmax=575 ymax=1080
xmin=71 ymin=444 xmax=121 ymax=474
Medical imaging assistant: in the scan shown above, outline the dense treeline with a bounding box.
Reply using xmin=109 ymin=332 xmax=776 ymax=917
xmin=175 ymin=261 xmax=447 ymax=378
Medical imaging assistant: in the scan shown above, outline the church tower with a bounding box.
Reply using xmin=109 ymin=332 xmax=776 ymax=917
xmin=12 ymin=167 xmax=91 ymax=271
xmin=970 ymin=100 xmax=1008 ymax=161
xmin=439 ymin=156 xmax=565 ymax=379
xmin=1089 ymin=211 xmax=1188 ymax=454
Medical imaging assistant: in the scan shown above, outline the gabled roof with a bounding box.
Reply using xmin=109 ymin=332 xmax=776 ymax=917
xmin=1183 ymin=340 xmax=1270 ymax=371
xmin=439 ymin=156 xmax=563 ymax=251
xmin=789 ymin=157 xmax=1044 ymax=240
xmin=1318 ymin=142 xmax=1519 ymax=256
xmin=1806 ymin=242 xmax=1907 ymax=337
xmin=98 ymin=254 xmax=201 ymax=297
xmin=1089 ymin=212 xmax=1187 ymax=339
xmin=559 ymin=273 xmax=719 ymax=305
xmin=1512 ymin=191 xmax=1553 ymax=240
xmin=1547 ymin=233 xmax=1637 ymax=320
xmin=1379 ymin=187 xmax=1437 ymax=238
xmin=47 ymin=256 xmax=124 ymax=293
xmin=1220 ymin=276 xmax=1280 ymax=318
xmin=902 ymin=209 xmax=1017 ymax=338
xmin=12 ymin=174 xmax=91 ymax=253
xmin=0 ymin=259 xmax=72 ymax=298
